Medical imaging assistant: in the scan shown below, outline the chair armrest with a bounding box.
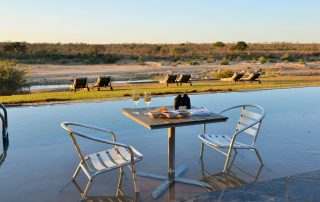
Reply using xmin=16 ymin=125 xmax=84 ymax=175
xmin=61 ymin=122 xmax=117 ymax=141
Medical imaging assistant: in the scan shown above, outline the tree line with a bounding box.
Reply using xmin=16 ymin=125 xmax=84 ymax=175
xmin=0 ymin=41 xmax=319 ymax=64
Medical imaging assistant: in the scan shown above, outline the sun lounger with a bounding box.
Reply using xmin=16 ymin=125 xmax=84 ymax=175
xmin=163 ymin=74 xmax=178 ymax=87
xmin=240 ymin=72 xmax=261 ymax=83
xmin=221 ymin=72 xmax=244 ymax=83
xmin=70 ymin=77 xmax=90 ymax=92
xmin=92 ymin=76 xmax=113 ymax=91
xmin=176 ymin=74 xmax=192 ymax=86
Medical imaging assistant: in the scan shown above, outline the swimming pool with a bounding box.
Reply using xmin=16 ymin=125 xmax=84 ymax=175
xmin=1 ymin=86 xmax=320 ymax=201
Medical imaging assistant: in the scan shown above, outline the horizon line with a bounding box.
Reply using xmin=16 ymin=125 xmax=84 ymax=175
xmin=1 ymin=41 xmax=320 ymax=45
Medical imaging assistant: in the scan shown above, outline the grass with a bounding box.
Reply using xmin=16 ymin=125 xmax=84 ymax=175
xmin=1 ymin=76 xmax=320 ymax=105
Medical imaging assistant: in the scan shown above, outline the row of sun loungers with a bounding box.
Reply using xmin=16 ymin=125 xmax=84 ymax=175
xmin=70 ymin=76 xmax=112 ymax=92
xmin=70 ymin=72 xmax=261 ymax=92
xmin=221 ymin=72 xmax=261 ymax=83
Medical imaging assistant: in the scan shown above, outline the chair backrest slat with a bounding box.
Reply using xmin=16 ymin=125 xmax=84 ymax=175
xmin=238 ymin=116 xmax=259 ymax=129
xmin=233 ymin=105 xmax=264 ymax=144
xmin=237 ymin=123 xmax=259 ymax=136
xmin=241 ymin=109 xmax=260 ymax=120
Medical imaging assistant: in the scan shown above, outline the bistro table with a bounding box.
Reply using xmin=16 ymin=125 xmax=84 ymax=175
xmin=122 ymin=106 xmax=228 ymax=199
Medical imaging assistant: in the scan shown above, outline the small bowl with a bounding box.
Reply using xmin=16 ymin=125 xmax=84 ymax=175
xmin=163 ymin=111 xmax=177 ymax=119
xmin=177 ymin=111 xmax=191 ymax=118
xmin=148 ymin=112 xmax=161 ymax=118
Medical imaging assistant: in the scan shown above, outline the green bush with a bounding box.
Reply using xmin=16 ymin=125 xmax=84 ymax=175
xmin=298 ymin=59 xmax=306 ymax=65
xmin=235 ymin=41 xmax=248 ymax=51
xmin=213 ymin=42 xmax=225 ymax=48
xmin=268 ymin=59 xmax=276 ymax=63
xmin=206 ymin=57 xmax=216 ymax=63
xmin=258 ymin=56 xmax=267 ymax=64
xmin=212 ymin=70 xmax=234 ymax=78
xmin=189 ymin=60 xmax=200 ymax=65
xmin=0 ymin=60 xmax=27 ymax=95
xmin=220 ymin=57 xmax=229 ymax=65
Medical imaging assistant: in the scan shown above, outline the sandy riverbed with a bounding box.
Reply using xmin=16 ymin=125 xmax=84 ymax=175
xmin=22 ymin=61 xmax=320 ymax=85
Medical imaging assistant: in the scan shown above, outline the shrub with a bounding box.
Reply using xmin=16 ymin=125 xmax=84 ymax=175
xmin=206 ymin=57 xmax=216 ymax=63
xmin=189 ymin=60 xmax=200 ymax=65
xmin=0 ymin=60 xmax=27 ymax=95
xmin=213 ymin=42 xmax=225 ymax=48
xmin=220 ymin=57 xmax=229 ymax=65
xmin=298 ymin=59 xmax=306 ymax=65
xmin=235 ymin=41 xmax=248 ymax=51
xmin=212 ymin=70 xmax=234 ymax=78
xmin=280 ymin=53 xmax=292 ymax=61
xmin=258 ymin=56 xmax=267 ymax=64
xmin=268 ymin=59 xmax=276 ymax=63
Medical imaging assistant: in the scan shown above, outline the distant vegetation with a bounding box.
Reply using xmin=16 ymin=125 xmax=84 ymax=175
xmin=0 ymin=41 xmax=320 ymax=64
xmin=0 ymin=60 xmax=27 ymax=95
xmin=212 ymin=70 xmax=234 ymax=78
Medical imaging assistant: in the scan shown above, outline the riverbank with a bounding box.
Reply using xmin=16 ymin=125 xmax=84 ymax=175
xmin=1 ymin=75 xmax=320 ymax=106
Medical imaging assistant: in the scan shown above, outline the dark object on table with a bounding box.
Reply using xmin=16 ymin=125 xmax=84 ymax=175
xmin=174 ymin=94 xmax=191 ymax=110
xmin=70 ymin=77 xmax=90 ymax=92
xmin=92 ymin=76 xmax=113 ymax=91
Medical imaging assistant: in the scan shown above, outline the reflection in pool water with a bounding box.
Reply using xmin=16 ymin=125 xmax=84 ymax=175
xmin=1 ymin=86 xmax=320 ymax=201
xmin=0 ymin=103 xmax=9 ymax=167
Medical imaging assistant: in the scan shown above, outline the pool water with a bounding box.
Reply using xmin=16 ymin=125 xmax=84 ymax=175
xmin=1 ymin=87 xmax=320 ymax=201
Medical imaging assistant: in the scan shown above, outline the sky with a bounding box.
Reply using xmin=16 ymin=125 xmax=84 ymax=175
xmin=0 ymin=0 xmax=320 ymax=44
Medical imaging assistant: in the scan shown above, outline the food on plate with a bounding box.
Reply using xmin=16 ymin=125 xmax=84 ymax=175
xmin=150 ymin=106 xmax=168 ymax=113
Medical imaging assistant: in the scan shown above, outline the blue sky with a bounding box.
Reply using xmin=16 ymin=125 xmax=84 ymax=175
xmin=0 ymin=0 xmax=319 ymax=43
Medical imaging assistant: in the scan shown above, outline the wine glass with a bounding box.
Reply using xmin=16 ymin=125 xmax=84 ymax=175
xmin=132 ymin=91 xmax=140 ymax=113
xmin=144 ymin=92 xmax=152 ymax=112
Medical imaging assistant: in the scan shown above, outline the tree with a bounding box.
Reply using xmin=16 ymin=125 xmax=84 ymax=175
xmin=3 ymin=42 xmax=27 ymax=55
xmin=213 ymin=41 xmax=225 ymax=48
xmin=258 ymin=56 xmax=267 ymax=64
xmin=0 ymin=60 xmax=27 ymax=95
xmin=235 ymin=41 xmax=248 ymax=51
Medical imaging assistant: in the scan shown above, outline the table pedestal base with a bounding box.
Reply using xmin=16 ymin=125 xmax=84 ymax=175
xmin=137 ymin=164 xmax=212 ymax=199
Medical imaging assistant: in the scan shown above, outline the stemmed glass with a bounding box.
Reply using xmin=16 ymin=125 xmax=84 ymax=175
xmin=144 ymin=92 xmax=152 ymax=113
xmin=132 ymin=91 xmax=140 ymax=114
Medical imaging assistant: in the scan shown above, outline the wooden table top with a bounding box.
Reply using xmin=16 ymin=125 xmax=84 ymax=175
xmin=122 ymin=106 xmax=228 ymax=130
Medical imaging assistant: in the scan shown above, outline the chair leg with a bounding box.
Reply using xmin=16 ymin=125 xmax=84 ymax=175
xmin=252 ymin=148 xmax=264 ymax=165
xmin=82 ymin=178 xmax=93 ymax=198
xmin=116 ymin=168 xmax=124 ymax=197
xmin=72 ymin=162 xmax=82 ymax=180
xmin=200 ymin=142 xmax=204 ymax=159
xmin=131 ymin=164 xmax=139 ymax=193
xmin=233 ymin=148 xmax=238 ymax=155
xmin=223 ymin=147 xmax=233 ymax=172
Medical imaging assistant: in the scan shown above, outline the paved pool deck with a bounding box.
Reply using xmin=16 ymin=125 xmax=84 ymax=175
xmin=187 ymin=170 xmax=320 ymax=201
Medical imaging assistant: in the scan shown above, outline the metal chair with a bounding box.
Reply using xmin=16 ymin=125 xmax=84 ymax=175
xmin=199 ymin=105 xmax=265 ymax=172
xmin=61 ymin=122 xmax=143 ymax=198
xmin=0 ymin=102 xmax=9 ymax=167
